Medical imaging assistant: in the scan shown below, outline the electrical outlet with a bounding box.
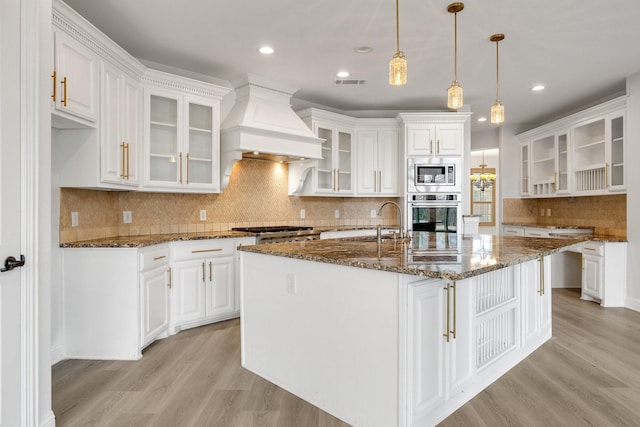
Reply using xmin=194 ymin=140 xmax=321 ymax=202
xmin=199 ymin=210 xmax=207 ymax=221
xmin=300 ymin=209 xmax=305 ymax=219
xmin=371 ymin=209 xmax=377 ymax=218
xmin=71 ymin=212 xmax=79 ymax=227
xmin=540 ymin=208 xmax=545 ymax=217
xmin=335 ymin=209 xmax=340 ymax=219
xmin=286 ymin=273 xmax=297 ymax=295
xmin=547 ymin=208 xmax=552 ymax=217
xmin=123 ymin=211 xmax=132 ymax=224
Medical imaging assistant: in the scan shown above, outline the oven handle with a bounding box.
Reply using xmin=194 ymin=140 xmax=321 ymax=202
xmin=409 ymin=202 xmax=461 ymax=208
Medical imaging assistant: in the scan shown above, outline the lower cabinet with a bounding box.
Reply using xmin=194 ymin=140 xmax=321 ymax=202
xmin=61 ymin=236 xmax=254 ymax=360
xmin=581 ymin=241 xmax=626 ymax=306
xmin=405 ymin=257 xmax=550 ymax=425
xmin=170 ymin=238 xmax=253 ymax=333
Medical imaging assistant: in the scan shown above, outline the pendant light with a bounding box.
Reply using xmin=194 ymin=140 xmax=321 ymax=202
xmin=470 ymin=151 xmax=496 ymax=191
xmin=447 ymin=3 xmax=464 ymax=109
xmin=490 ymin=33 xmax=505 ymax=124
xmin=389 ymin=0 xmax=407 ymax=86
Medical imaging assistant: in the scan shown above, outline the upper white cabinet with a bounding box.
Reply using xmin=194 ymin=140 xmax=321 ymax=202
xmin=518 ymin=96 xmax=626 ymax=197
xmin=142 ymin=70 xmax=229 ymax=193
xmin=101 ymin=61 xmax=141 ymax=187
xmin=397 ymin=113 xmax=470 ymax=158
xmin=355 ymin=120 xmax=399 ymax=196
xmin=296 ymin=108 xmax=356 ymax=196
xmin=51 ymin=28 xmax=98 ymax=126
xmin=52 ymin=0 xmax=145 ymax=190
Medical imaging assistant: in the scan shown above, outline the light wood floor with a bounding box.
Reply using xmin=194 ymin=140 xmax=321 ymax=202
xmin=53 ymin=289 xmax=640 ymax=426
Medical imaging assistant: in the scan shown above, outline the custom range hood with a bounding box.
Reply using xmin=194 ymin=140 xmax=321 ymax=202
xmin=220 ymin=74 xmax=324 ymax=189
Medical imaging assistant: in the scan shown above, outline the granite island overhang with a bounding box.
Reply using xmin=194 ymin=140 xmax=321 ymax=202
xmin=238 ymin=233 xmax=584 ymax=427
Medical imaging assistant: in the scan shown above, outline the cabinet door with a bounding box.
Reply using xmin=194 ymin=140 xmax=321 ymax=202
xmin=556 ymin=132 xmax=570 ymax=194
xmin=173 ymin=260 xmax=206 ymax=325
xmin=407 ymin=280 xmax=446 ymax=424
xmin=184 ymin=97 xmax=219 ymax=190
xmin=141 ymin=266 xmax=170 ymax=347
xmin=608 ymin=112 xmax=625 ymax=191
xmin=435 ymin=124 xmax=463 ymax=156
xmin=101 ymin=63 xmax=140 ymax=187
xmin=335 ymin=128 xmax=353 ymax=193
xmin=356 ymin=130 xmax=378 ymax=194
xmin=520 ymin=143 xmax=530 ymax=196
xmin=314 ymin=125 xmax=334 ymax=192
xmin=406 ymin=124 xmax=436 ymax=156
xmin=582 ymin=254 xmax=603 ymax=300
xmin=378 ymin=129 xmax=399 ymax=194
xmin=146 ymin=92 xmax=181 ymax=187
xmin=521 ymin=259 xmax=541 ymax=346
xmin=205 ymin=256 xmax=235 ymax=318
xmin=447 ymin=280 xmax=475 ymax=400
xmin=53 ymin=30 xmax=98 ymax=123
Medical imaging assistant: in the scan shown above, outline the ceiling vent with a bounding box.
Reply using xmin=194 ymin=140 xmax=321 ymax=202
xmin=335 ymin=79 xmax=366 ymax=85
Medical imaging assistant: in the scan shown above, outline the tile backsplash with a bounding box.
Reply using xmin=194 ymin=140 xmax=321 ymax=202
xmin=503 ymin=194 xmax=626 ymax=237
xmin=59 ymin=159 xmax=399 ymax=243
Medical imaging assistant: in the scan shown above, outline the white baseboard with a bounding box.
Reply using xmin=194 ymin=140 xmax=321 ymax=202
xmin=41 ymin=410 xmax=56 ymax=427
xmin=625 ymin=296 xmax=640 ymax=312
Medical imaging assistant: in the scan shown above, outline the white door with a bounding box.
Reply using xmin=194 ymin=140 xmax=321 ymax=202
xmin=1 ymin=0 xmax=25 ymax=424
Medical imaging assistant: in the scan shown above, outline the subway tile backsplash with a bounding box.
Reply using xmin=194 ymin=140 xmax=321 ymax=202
xmin=59 ymin=159 xmax=399 ymax=243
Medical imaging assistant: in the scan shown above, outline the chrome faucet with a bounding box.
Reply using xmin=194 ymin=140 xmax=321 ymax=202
xmin=377 ymin=201 xmax=404 ymax=242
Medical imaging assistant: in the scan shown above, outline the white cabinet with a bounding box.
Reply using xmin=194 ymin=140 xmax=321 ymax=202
xmin=297 ymin=109 xmax=356 ymax=195
xmin=517 ymin=96 xmax=626 ymax=197
xmin=139 ymin=246 xmax=171 ymax=348
xmin=580 ymin=241 xmax=626 ymax=307
xmin=405 ymin=123 xmax=463 ymax=157
xmin=171 ymin=237 xmax=253 ymax=332
xmin=503 ymin=225 xmax=525 ymax=236
xmin=356 ymin=125 xmax=399 ymax=195
xmin=520 ymin=257 xmax=551 ymax=353
xmin=406 ymin=278 xmax=474 ymax=425
xmin=52 ymin=29 xmax=98 ymax=126
xmin=144 ymin=86 xmax=221 ymax=192
xmin=101 ymin=61 xmax=141 ymax=187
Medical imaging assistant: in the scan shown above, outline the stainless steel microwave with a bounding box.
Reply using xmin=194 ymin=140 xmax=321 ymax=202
xmin=408 ymin=157 xmax=461 ymax=192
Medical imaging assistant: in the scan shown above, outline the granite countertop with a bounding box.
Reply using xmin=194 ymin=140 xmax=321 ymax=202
xmin=60 ymin=231 xmax=255 ymax=248
xmin=238 ymin=232 xmax=584 ymax=281
xmin=502 ymin=222 xmax=595 ymax=230
xmin=502 ymin=222 xmax=626 ymax=242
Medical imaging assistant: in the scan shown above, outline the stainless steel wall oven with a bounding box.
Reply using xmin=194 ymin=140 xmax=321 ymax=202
xmin=408 ymin=193 xmax=461 ymax=233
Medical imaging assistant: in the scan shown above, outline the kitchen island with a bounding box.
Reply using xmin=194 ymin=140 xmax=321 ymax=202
xmin=239 ymin=233 xmax=582 ymax=427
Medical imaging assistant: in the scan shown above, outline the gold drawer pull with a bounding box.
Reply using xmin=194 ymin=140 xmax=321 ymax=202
xmin=583 ymin=247 xmax=596 ymax=252
xmin=153 ymin=255 xmax=167 ymax=261
xmin=191 ymin=248 xmax=223 ymax=254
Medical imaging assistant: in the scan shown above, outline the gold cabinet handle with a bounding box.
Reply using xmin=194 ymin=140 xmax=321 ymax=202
xmin=209 ymin=261 xmax=213 ymax=282
xmin=373 ymin=171 xmax=377 ymax=192
xmin=538 ymin=257 xmax=545 ymax=296
xmin=336 ymin=169 xmax=340 ymax=191
xmin=202 ymin=261 xmax=206 ymax=283
xmin=153 ymin=255 xmax=166 ymax=261
xmin=186 ymin=152 xmax=190 ymax=184
xmin=120 ymin=142 xmax=126 ymax=178
xmin=191 ymin=248 xmax=222 ymax=254
xmin=51 ymin=71 xmax=57 ymax=101
xmin=167 ymin=267 xmax=172 ymax=289
xmin=429 ymin=140 xmax=433 ymax=154
xmin=583 ymin=247 xmax=596 ymax=252
xmin=437 ymin=139 xmax=441 ymax=154
xmin=451 ymin=281 xmax=457 ymax=339
xmin=443 ymin=284 xmax=451 ymax=342
xmin=179 ymin=152 xmax=183 ymax=184
xmin=125 ymin=143 xmax=130 ymax=179
xmin=61 ymin=76 xmax=67 ymax=106
xmin=378 ymin=171 xmax=382 ymax=193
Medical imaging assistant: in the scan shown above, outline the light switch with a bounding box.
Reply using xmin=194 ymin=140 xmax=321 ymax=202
xmin=200 ymin=210 xmax=207 ymax=221
xmin=300 ymin=209 xmax=305 ymax=219
xmin=123 ymin=211 xmax=132 ymax=224
xmin=71 ymin=212 xmax=78 ymax=227
xmin=335 ymin=209 xmax=340 ymax=219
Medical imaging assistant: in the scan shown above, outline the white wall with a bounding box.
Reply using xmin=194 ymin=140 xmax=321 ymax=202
xmin=625 ymin=72 xmax=640 ymax=308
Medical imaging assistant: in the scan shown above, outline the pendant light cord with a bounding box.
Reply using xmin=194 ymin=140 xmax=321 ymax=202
xmin=495 ymin=39 xmax=500 ymax=101
xmin=395 ymin=0 xmax=400 ymax=53
xmin=453 ymin=11 xmax=458 ymax=82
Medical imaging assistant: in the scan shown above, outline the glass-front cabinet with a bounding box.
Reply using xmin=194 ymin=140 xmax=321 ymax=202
xmin=517 ymin=96 xmax=625 ymax=198
xmin=145 ymin=90 xmax=220 ymax=192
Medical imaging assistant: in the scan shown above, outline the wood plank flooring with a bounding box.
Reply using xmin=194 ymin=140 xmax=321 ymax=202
xmin=52 ymin=289 xmax=640 ymax=426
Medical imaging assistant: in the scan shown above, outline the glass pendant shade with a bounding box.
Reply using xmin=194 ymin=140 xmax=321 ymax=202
xmin=389 ymin=52 xmax=407 ymax=86
xmin=447 ymin=81 xmax=463 ymax=109
xmin=491 ymin=100 xmax=504 ymax=124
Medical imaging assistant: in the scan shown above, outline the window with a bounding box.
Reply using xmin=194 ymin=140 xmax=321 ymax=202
xmin=470 ymin=167 xmax=496 ymax=226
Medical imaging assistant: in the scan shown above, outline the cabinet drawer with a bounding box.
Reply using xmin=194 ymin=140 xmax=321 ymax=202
xmin=172 ymin=239 xmax=237 ymax=260
xmin=139 ymin=246 xmax=170 ymax=272
xmin=582 ymin=242 xmax=604 ymax=256
xmin=502 ymin=226 xmax=524 ymax=236
xmin=524 ymin=227 xmax=550 ymax=238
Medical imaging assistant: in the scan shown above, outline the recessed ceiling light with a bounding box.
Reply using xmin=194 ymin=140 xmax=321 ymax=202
xmin=531 ymin=84 xmax=545 ymax=91
xmin=258 ymin=46 xmax=274 ymax=55
xmin=354 ymin=46 xmax=373 ymax=54
xmin=336 ymin=71 xmax=350 ymax=78
xmin=477 ymin=117 xmax=487 ymax=122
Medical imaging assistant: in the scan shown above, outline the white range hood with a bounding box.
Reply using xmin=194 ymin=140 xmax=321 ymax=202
xmin=220 ymin=74 xmax=324 ymax=189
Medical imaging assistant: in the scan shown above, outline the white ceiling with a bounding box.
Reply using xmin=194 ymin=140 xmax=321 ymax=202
xmin=63 ymin=0 xmax=640 ymax=132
